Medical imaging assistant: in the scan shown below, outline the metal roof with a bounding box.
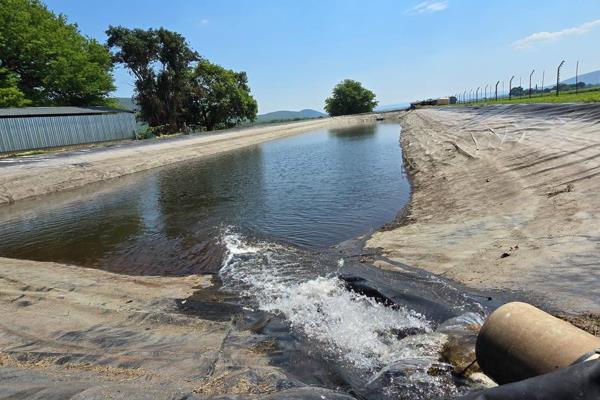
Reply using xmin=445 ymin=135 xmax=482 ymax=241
xmin=0 ymin=106 xmax=134 ymax=118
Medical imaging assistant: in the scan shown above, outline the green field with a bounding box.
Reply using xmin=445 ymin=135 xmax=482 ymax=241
xmin=462 ymin=87 xmax=600 ymax=106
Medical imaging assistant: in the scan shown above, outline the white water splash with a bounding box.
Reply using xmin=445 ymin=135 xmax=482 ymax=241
xmin=219 ymin=232 xmax=437 ymax=369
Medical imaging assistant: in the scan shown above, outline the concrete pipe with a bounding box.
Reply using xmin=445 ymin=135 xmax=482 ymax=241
xmin=476 ymin=302 xmax=600 ymax=384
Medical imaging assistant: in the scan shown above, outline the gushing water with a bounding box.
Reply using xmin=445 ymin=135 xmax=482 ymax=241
xmin=219 ymin=232 xmax=480 ymax=398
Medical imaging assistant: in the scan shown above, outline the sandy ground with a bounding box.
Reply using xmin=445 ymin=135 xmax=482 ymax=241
xmin=0 ymin=113 xmax=388 ymax=205
xmin=367 ymin=104 xmax=600 ymax=314
xmin=0 ymin=257 xmax=356 ymax=399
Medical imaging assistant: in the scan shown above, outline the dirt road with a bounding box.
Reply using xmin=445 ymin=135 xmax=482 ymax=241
xmin=367 ymin=104 xmax=600 ymax=314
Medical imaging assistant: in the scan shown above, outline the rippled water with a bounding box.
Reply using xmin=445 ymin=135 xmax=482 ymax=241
xmin=0 ymin=122 xmax=410 ymax=274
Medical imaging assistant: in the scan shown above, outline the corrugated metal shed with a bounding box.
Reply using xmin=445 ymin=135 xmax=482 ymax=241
xmin=0 ymin=107 xmax=136 ymax=153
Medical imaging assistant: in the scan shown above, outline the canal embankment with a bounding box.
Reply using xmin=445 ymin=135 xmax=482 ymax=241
xmin=0 ymin=256 xmax=354 ymax=399
xmin=367 ymin=104 xmax=600 ymax=315
xmin=2 ymin=105 xmax=599 ymax=398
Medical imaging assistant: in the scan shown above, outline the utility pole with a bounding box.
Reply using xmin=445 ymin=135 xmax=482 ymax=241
xmin=576 ymin=61 xmax=579 ymax=94
xmin=509 ymin=76 xmax=515 ymax=100
xmin=529 ymin=69 xmax=535 ymax=98
xmin=556 ymin=60 xmax=565 ymax=96
xmin=485 ymin=84 xmax=489 ymax=101
xmin=495 ymin=81 xmax=500 ymax=101
xmin=476 ymin=87 xmax=480 ymax=103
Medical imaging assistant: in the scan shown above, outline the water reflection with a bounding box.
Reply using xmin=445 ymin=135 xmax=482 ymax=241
xmin=329 ymin=123 xmax=377 ymax=139
xmin=0 ymin=182 xmax=144 ymax=267
xmin=0 ymin=123 xmax=409 ymax=276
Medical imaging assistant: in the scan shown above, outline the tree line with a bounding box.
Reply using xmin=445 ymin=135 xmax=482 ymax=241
xmin=0 ymin=0 xmax=257 ymax=134
xmin=1 ymin=0 xmax=380 ymax=134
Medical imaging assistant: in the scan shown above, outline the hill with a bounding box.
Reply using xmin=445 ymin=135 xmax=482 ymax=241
xmin=112 ymin=97 xmax=139 ymax=111
xmin=111 ymin=100 xmax=326 ymax=124
xmin=255 ymin=109 xmax=326 ymax=123
xmin=562 ymin=69 xmax=600 ymax=86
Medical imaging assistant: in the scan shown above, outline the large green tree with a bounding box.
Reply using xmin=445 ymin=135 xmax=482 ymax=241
xmin=324 ymin=79 xmax=378 ymax=116
xmin=0 ymin=67 xmax=30 ymax=107
xmin=0 ymin=0 xmax=114 ymax=106
xmin=187 ymin=60 xmax=257 ymax=131
xmin=106 ymin=26 xmax=200 ymax=133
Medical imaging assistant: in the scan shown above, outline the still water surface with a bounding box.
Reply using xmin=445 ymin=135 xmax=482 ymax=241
xmin=0 ymin=122 xmax=410 ymax=275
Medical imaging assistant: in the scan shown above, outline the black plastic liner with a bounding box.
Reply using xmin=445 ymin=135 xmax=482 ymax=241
xmin=457 ymin=360 xmax=600 ymax=400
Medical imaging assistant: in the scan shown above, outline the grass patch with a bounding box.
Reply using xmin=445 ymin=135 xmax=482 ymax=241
xmin=461 ymin=87 xmax=600 ymax=106
xmin=0 ymin=149 xmax=50 ymax=159
xmin=17 ymin=150 xmax=49 ymax=156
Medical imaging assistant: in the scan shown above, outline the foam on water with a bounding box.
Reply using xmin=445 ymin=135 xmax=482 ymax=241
xmin=218 ymin=232 xmax=490 ymax=398
xmin=219 ymin=232 xmax=451 ymax=377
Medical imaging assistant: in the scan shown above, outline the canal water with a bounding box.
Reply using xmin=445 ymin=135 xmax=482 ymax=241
xmin=0 ymin=122 xmax=487 ymax=399
xmin=0 ymin=123 xmax=410 ymax=274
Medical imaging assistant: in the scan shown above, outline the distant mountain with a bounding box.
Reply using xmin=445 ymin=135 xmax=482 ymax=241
xmin=255 ymin=109 xmax=326 ymax=123
xmin=562 ymin=69 xmax=600 ymax=86
xmin=111 ymin=100 xmax=326 ymax=124
xmin=113 ymin=97 xmax=139 ymax=111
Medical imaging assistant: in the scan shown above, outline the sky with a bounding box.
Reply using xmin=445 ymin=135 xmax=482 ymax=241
xmin=44 ymin=0 xmax=600 ymax=113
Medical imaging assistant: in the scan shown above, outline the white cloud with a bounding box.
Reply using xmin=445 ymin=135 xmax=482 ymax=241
xmin=200 ymin=18 xmax=209 ymax=25
xmin=405 ymin=1 xmax=448 ymax=15
xmin=512 ymin=19 xmax=600 ymax=49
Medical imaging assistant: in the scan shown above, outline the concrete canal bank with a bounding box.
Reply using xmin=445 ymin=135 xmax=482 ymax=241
xmin=368 ymin=104 xmax=600 ymax=315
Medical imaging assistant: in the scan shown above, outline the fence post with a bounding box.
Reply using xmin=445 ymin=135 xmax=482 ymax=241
xmin=556 ymin=60 xmax=565 ymax=96
xmin=509 ymin=76 xmax=515 ymax=100
xmin=529 ymin=70 xmax=535 ymax=98
xmin=495 ymin=81 xmax=500 ymax=101
xmin=576 ymin=61 xmax=579 ymax=94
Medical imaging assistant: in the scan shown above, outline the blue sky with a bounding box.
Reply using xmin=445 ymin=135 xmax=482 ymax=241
xmin=45 ymin=0 xmax=600 ymax=113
